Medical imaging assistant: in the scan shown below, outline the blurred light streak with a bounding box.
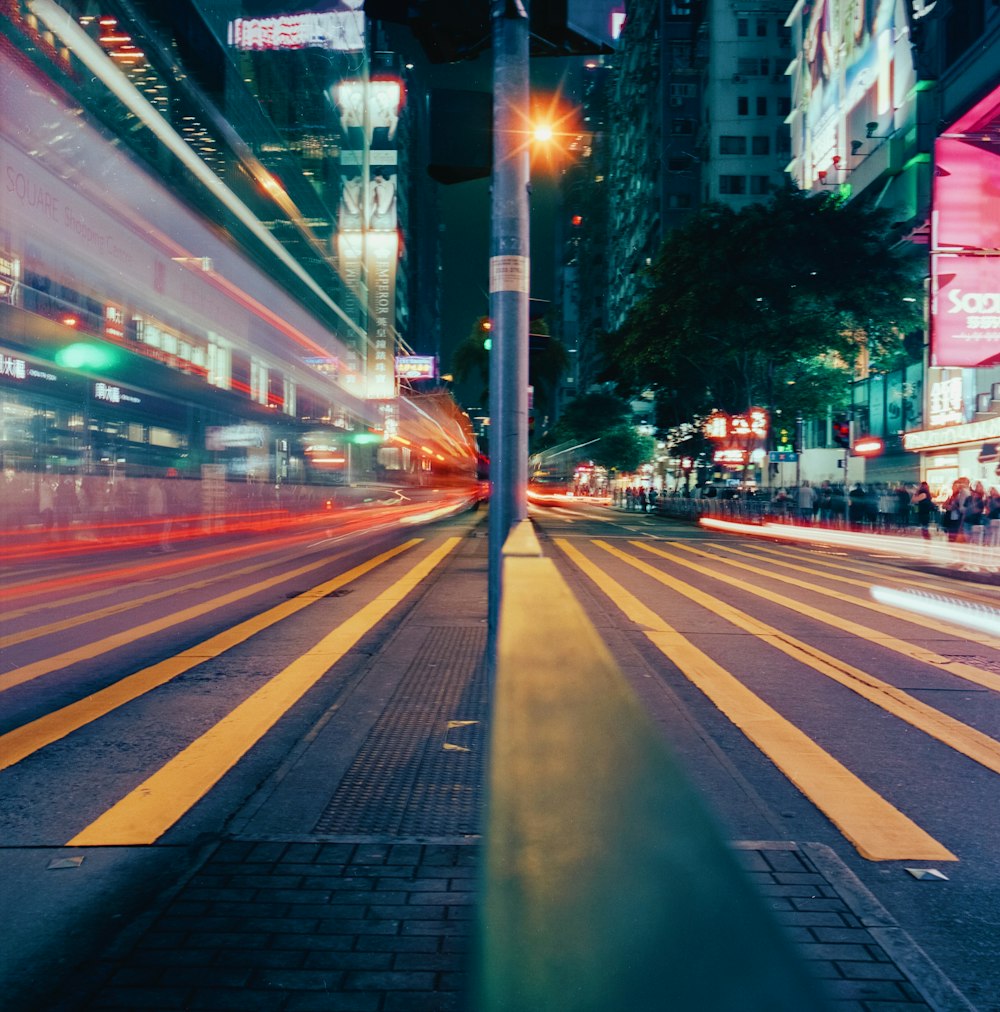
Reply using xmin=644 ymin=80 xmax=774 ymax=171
xmin=27 ymin=0 xmax=367 ymax=346
xmin=870 ymin=586 xmax=1000 ymax=636
xmin=700 ymin=517 xmax=1000 ymax=569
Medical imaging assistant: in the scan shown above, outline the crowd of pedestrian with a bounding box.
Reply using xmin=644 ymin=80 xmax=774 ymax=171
xmin=612 ymin=476 xmax=1000 ymax=547
xmin=766 ymin=478 xmax=1000 ymax=544
xmin=613 ymin=485 xmax=659 ymax=512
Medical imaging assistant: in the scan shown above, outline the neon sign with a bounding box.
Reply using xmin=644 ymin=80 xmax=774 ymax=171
xmin=227 ymin=11 xmax=364 ymax=53
xmin=703 ymin=407 xmax=769 ymax=439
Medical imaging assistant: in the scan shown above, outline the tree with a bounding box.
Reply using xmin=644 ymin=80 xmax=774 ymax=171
xmin=450 ymin=316 xmax=492 ymax=405
xmin=607 ymin=188 xmax=926 ymax=424
xmin=534 ymin=390 xmax=650 ymax=472
xmin=591 ymin=426 xmax=654 ymax=473
xmin=450 ymin=314 xmax=570 ymax=423
xmin=544 ymin=390 xmax=632 ymax=445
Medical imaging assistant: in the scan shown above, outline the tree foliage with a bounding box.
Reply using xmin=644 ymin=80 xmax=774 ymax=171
xmin=607 ymin=188 xmax=925 ymax=425
xmin=450 ymin=315 xmax=570 ymax=421
xmin=535 ymin=391 xmax=650 ymax=472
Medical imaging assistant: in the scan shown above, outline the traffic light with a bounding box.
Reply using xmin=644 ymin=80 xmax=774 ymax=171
xmin=833 ymin=417 xmax=851 ymax=449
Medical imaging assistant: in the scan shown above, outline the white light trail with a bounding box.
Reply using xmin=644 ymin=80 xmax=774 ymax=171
xmin=870 ymin=586 xmax=1000 ymax=636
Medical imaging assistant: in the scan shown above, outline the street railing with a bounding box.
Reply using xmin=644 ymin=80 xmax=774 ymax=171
xmin=476 ymin=520 xmax=830 ymax=1012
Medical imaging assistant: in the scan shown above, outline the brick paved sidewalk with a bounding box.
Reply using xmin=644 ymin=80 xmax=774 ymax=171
xmin=53 ymin=837 xmax=969 ymax=1012
xmin=61 ymin=839 xmax=476 ymax=1012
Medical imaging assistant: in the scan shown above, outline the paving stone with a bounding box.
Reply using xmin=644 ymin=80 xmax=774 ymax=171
xmin=835 ymin=960 xmax=907 ymax=981
xmin=88 ymin=986 xmax=191 ymax=1009
xmin=303 ymin=951 xmax=395 ymax=971
xmin=187 ymin=987 xmax=289 ymax=1010
xmin=285 ymin=994 xmax=381 ymax=1011
xmin=343 ymin=970 xmax=437 ymax=991
xmin=798 ymin=942 xmax=873 ymax=961
xmin=252 ymin=968 xmax=345 ymax=991
xmin=383 ymin=990 xmax=465 ymax=1011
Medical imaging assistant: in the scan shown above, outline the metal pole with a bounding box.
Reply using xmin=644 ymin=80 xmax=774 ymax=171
xmin=487 ymin=0 xmax=530 ymax=655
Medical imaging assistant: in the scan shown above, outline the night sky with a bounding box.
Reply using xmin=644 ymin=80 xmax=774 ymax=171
xmin=384 ymin=31 xmax=581 ymax=407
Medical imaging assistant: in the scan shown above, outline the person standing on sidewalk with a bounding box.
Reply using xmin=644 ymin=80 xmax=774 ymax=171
xmin=912 ymin=481 xmax=935 ymax=540
xmin=797 ymin=480 xmax=817 ymax=524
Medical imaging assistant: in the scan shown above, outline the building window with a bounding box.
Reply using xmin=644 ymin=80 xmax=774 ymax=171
xmin=737 ymin=57 xmax=767 ymax=76
xmin=737 ymin=17 xmax=748 ymax=36
xmin=750 ymin=175 xmax=771 ymax=194
xmin=668 ymin=193 xmax=693 ymax=208
xmin=752 ymin=135 xmax=770 ymax=155
xmin=720 ymin=135 xmax=747 ymax=154
xmin=737 ymin=96 xmax=749 ymax=116
xmin=719 ymin=174 xmax=746 ymax=194
xmin=756 ymin=96 xmax=767 ymax=116
xmin=667 ymin=157 xmax=694 ymax=172
xmin=671 ymin=118 xmax=695 ymax=134
xmin=777 ymin=96 xmax=791 ymax=117
xmin=756 ymin=17 xmax=767 ymax=35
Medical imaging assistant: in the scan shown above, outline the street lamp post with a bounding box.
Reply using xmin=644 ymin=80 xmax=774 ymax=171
xmin=487 ymin=0 xmax=530 ymax=653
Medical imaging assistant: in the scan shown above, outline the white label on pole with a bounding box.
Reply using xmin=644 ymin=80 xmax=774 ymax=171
xmin=490 ymin=255 xmax=530 ymax=293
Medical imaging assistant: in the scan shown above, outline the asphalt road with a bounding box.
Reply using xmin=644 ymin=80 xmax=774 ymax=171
xmin=3 ymin=494 xmax=1000 ymax=1009
xmin=531 ymin=499 xmax=1000 ymax=1011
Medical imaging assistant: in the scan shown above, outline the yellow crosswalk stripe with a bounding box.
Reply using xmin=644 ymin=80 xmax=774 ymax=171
xmin=67 ymin=537 xmax=461 ymax=846
xmin=0 ymin=541 xmax=421 ymax=773
xmin=0 ymin=544 xmax=412 ymax=694
xmin=732 ymin=539 xmax=1000 ymax=608
xmin=637 ymin=541 xmax=1000 ymax=694
xmin=674 ymin=540 xmax=1000 ymax=651
xmin=556 ymin=537 xmax=956 ymax=862
xmin=0 ymin=550 xmax=337 ymax=648
xmin=591 ymin=540 xmax=1000 ymax=776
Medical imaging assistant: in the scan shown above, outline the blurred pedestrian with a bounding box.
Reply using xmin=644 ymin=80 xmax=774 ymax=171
xmin=894 ymin=483 xmax=911 ymax=530
xmin=912 ymin=481 xmax=934 ymax=540
xmin=797 ymin=480 xmax=816 ymax=524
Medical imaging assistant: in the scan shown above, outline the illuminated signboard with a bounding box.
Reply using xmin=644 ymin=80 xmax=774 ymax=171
xmin=396 ymin=355 xmax=436 ymax=380
xmin=104 ymin=304 xmax=125 ymax=341
xmin=713 ymin=448 xmax=748 ymax=465
xmin=787 ymin=0 xmax=913 ymax=189
xmin=931 ymin=83 xmax=1000 ymax=367
xmin=853 ymin=437 xmax=884 ymax=456
xmin=0 ymin=253 xmax=18 ymax=304
xmin=927 ymin=367 xmax=965 ymax=427
xmin=227 ymin=10 xmax=364 ymax=52
xmin=206 ymin=424 xmax=266 ymax=450
xmin=1 ymin=354 xmax=28 ymax=380
xmin=704 ymin=412 xmax=728 ymax=439
xmin=931 ymin=253 xmax=1000 ymax=368
xmin=94 ymin=382 xmax=140 ymax=405
xmin=703 ymin=408 xmax=768 ymax=440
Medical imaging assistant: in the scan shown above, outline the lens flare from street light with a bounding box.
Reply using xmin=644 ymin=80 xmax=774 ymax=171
xmin=533 ymin=123 xmax=553 ymax=143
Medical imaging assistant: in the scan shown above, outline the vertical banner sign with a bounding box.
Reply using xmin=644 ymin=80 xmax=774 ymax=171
xmin=931 ymin=84 xmax=1000 ymax=368
xmin=365 ymin=232 xmax=398 ymax=399
xmin=331 ymin=76 xmax=403 ymax=398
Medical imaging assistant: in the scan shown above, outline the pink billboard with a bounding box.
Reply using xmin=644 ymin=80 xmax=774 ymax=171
xmin=931 ymin=83 xmax=1000 ymax=367
xmin=931 ymin=254 xmax=1000 ymax=367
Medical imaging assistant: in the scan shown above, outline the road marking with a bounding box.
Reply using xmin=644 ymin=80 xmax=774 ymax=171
xmin=556 ymin=538 xmax=955 ymax=862
xmin=67 ymin=537 xmax=461 ymax=846
xmin=0 ymin=539 xmax=421 ymax=694
xmin=593 ymin=540 xmax=1000 ymax=776
xmin=0 ymin=541 xmax=420 ymax=772
xmin=0 ymin=548 xmax=348 ymax=649
xmin=729 ymin=540 xmax=1000 ymax=609
xmin=638 ymin=541 xmax=1000 ymax=695
xmin=676 ymin=541 xmax=1000 ymax=652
